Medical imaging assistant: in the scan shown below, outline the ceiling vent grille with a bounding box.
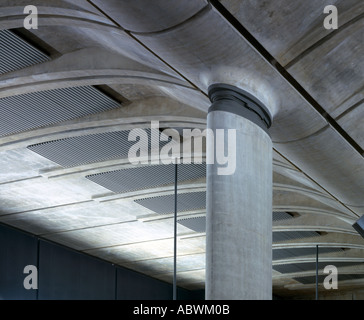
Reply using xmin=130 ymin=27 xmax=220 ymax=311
xmin=273 ymin=247 xmax=345 ymax=260
xmin=0 ymin=29 xmax=50 ymax=75
xmin=27 ymin=129 xmax=174 ymax=168
xmin=178 ymin=211 xmax=299 ymax=234
xmin=273 ymin=261 xmax=362 ymax=274
xmin=294 ymin=273 xmax=364 ymax=285
xmin=273 ymin=231 xmax=321 ymax=242
xmin=135 ymin=191 xmax=206 ymax=215
xmin=273 ymin=211 xmax=294 ymax=221
xmin=86 ymin=163 xmax=206 ymax=193
xmin=1 ymin=86 xmax=121 ymax=137
xmin=178 ymin=216 xmax=206 ymax=233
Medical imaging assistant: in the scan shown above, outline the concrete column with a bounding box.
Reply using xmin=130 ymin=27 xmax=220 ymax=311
xmin=205 ymin=84 xmax=273 ymax=300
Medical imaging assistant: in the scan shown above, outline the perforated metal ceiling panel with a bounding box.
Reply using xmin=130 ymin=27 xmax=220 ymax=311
xmin=1 ymin=86 xmax=121 ymax=137
xmin=273 ymin=231 xmax=321 ymax=242
xmin=135 ymin=191 xmax=206 ymax=215
xmin=178 ymin=216 xmax=206 ymax=233
xmin=0 ymin=29 xmax=50 ymax=75
xmin=294 ymin=273 xmax=364 ymax=285
xmin=273 ymin=211 xmax=294 ymax=221
xmin=273 ymin=261 xmax=362 ymax=274
xmin=86 ymin=163 xmax=206 ymax=193
xmin=273 ymin=247 xmax=344 ymax=260
xmin=28 ymin=128 xmax=159 ymax=167
xmin=177 ymin=212 xmax=297 ymax=233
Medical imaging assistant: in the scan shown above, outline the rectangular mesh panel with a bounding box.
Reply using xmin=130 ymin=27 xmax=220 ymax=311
xmin=294 ymin=274 xmax=326 ymax=285
xmin=274 ymin=261 xmax=363 ymax=274
xmin=135 ymin=191 xmax=206 ymax=215
xmin=28 ymin=130 xmax=132 ymax=167
xmin=273 ymin=231 xmax=321 ymax=242
xmin=1 ymin=86 xmax=121 ymax=137
xmin=294 ymin=273 xmax=364 ymax=285
xmin=273 ymin=211 xmax=294 ymax=221
xmin=86 ymin=163 xmax=206 ymax=193
xmin=27 ymin=128 xmax=174 ymax=168
xmin=28 ymin=129 xmax=153 ymax=168
xmin=178 ymin=216 xmax=206 ymax=233
xmin=273 ymin=247 xmax=344 ymax=260
xmin=0 ymin=29 xmax=50 ymax=75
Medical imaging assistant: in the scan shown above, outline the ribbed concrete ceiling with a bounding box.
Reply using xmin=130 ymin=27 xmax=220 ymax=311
xmin=0 ymin=0 xmax=363 ymax=299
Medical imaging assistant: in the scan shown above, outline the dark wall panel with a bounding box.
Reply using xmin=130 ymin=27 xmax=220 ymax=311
xmin=178 ymin=289 xmax=205 ymax=300
xmin=38 ymin=240 xmax=115 ymax=300
xmin=116 ymin=267 xmax=204 ymax=300
xmin=0 ymin=224 xmax=38 ymax=300
xmin=0 ymin=223 xmax=203 ymax=300
xmin=117 ymin=267 xmax=172 ymax=300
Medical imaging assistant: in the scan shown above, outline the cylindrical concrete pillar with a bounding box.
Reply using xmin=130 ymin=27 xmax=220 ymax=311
xmin=205 ymin=84 xmax=273 ymax=300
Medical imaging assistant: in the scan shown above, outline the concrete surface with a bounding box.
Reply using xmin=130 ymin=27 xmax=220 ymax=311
xmin=0 ymin=0 xmax=363 ymax=299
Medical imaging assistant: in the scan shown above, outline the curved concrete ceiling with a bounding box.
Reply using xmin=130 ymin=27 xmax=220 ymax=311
xmin=0 ymin=0 xmax=363 ymax=299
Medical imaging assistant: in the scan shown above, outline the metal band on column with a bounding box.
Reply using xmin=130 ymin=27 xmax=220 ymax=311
xmin=208 ymin=83 xmax=272 ymax=134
